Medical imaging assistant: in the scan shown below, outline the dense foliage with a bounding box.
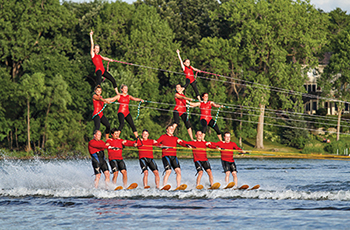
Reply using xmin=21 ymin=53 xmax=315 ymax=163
xmin=0 ymin=0 xmax=349 ymax=156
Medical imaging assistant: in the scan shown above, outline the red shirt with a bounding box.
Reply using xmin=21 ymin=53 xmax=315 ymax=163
xmin=118 ymin=95 xmax=130 ymax=116
xmin=135 ymin=139 xmax=158 ymax=159
xmin=174 ymin=93 xmax=187 ymax=116
xmin=184 ymin=140 xmax=215 ymax=162
xmin=156 ymin=134 xmax=183 ymax=157
xmin=91 ymin=54 xmax=105 ymax=74
xmin=184 ymin=66 xmax=195 ymax=83
xmin=88 ymin=139 xmax=108 ymax=155
xmin=200 ymin=101 xmax=212 ymax=123
xmin=92 ymin=95 xmax=104 ymax=118
xmin=215 ymin=141 xmax=242 ymax=162
xmin=106 ymin=138 xmax=124 ymax=160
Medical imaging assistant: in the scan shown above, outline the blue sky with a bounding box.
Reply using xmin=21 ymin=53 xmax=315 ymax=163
xmin=66 ymin=0 xmax=350 ymax=13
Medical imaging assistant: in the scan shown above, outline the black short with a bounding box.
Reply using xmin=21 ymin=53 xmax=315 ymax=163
xmin=139 ymin=158 xmax=158 ymax=172
xmin=221 ymin=160 xmax=237 ymax=173
xmin=173 ymin=110 xmax=191 ymax=129
xmin=91 ymin=151 xmax=109 ymax=175
xmin=194 ymin=161 xmax=211 ymax=172
xmin=109 ymin=159 xmax=127 ymax=172
xmin=162 ymin=156 xmax=180 ymax=171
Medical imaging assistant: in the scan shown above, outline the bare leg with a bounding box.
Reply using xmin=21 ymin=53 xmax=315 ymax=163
xmin=121 ymin=169 xmax=128 ymax=188
xmin=225 ymin=171 xmax=230 ymax=185
xmin=174 ymin=168 xmax=182 ymax=187
xmin=133 ymin=131 xmax=139 ymax=138
xmin=94 ymin=174 xmax=101 ymax=188
xmin=105 ymin=134 xmax=109 ymax=140
xmin=202 ymin=133 xmax=206 ymax=141
xmin=103 ymin=170 xmax=110 ymax=188
xmin=197 ymin=95 xmax=201 ymax=101
xmin=187 ymin=128 xmax=194 ymax=141
xmin=232 ymin=171 xmax=238 ymax=186
xmin=173 ymin=123 xmax=178 ymax=130
xmin=163 ymin=170 xmax=172 ymax=185
xmin=143 ymin=170 xmax=149 ymax=187
xmin=206 ymin=169 xmax=214 ymax=186
xmin=153 ymin=170 xmax=160 ymax=189
xmin=112 ymin=171 xmax=119 ymax=184
xmin=217 ymin=134 xmax=222 ymax=142
xmin=196 ymin=171 xmax=203 ymax=186
xmin=115 ymin=87 xmax=119 ymax=95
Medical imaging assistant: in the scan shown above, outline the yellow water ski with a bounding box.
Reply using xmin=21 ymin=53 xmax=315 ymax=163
xmin=114 ymin=186 xmax=123 ymax=190
xmin=144 ymin=185 xmax=151 ymax=189
xmin=237 ymin=184 xmax=249 ymax=190
xmin=196 ymin=185 xmax=204 ymax=190
xmin=208 ymin=182 xmax=221 ymax=190
xmin=161 ymin=184 xmax=171 ymax=190
xmin=224 ymin=182 xmax=235 ymax=189
xmin=174 ymin=184 xmax=187 ymax=191
xmin=248 ymin=185 xmax=260 ymax=190
xmin=127 ymin=183 xmax=138 ymax=190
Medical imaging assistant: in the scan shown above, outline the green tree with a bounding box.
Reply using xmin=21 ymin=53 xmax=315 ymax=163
xmin=214 ymin=0 xmax=328 ymax=148
xmin=319 ymin=27 xmax=350 ymax=141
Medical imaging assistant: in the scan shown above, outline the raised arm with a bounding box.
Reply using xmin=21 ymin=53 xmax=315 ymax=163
xmin=130 ymin=95 xmax=144 ymax=103
xmin=176 ymin=49 xmax=185 ymax=71
xmin=90 ymin=30 xmax=95 ymax=58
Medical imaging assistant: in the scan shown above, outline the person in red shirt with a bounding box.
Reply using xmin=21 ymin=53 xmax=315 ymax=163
xmin=156 ymin=124 xmax=188 ymax=188
xmin=114 ymin=84 xmax=144 ymax=139
xmin=92 ymin=85 xmax=119 ymax=140
xmin=88 ymin=130 xmax=110 ymax=188
xmin=90 ymin=30 xmax=119 ymax=94
xmin=215 ymin=132 xmax=244 ymax=187
xmin=106 ymin=128 xmax=134 ymax=188
xmin=132 ymin=129 xmax=160 ymax=189
xmin=173 ymin=84 xmax=195 ymax=141
xmin=176 ymin=49 xmax=202 ymax=101
xmin=184 ymin=131 xmax=216 ymax=187
xmin=190 ymin=92 xmax=223 ymax=141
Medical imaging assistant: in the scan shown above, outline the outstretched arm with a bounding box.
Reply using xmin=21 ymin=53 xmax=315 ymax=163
xmin=189 ymin=102 xmax=201 ymax=107
xmin=211 ymin=101 xmax=223 ymax=108
xmin=175 ymin=93 xmax=193 ymax=101
xmin=130 ymin=95 xmax=144 ymax=103
xmin=176 ymin=49 xmax=185 ymax=71
xmin=90 ymin=30 xmax=95 ymax=58
xmin=93 ymin=94 xmax=111 ymax=104
xmin=105 ymin=94 xmax=120 ymax=103
xmin=100 ymin=55 xmax=114 ymax=62
xmin=191 ymin=66 xmax=201 ymax=72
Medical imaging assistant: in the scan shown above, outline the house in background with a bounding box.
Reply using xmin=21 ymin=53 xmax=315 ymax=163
xmin=303 ymin=52 xmax=349 ymax=115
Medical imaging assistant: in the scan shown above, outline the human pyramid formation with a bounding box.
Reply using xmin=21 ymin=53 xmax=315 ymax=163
xmin=88 ymin=31 xmax=247 ymax=190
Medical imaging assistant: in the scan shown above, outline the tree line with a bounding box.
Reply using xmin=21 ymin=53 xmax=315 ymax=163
xmin=1 ymin=0 xmax=349 ymax=156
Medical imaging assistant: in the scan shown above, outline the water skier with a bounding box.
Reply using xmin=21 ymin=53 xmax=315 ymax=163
xmin=176 ymin=49 xmax=201 ymax=101
xmin=173 ymin=84 xmax=195 ymax=141
xmin=88 ymin=130 xmax=110 ymax=188
xmin=184 ymin=131 xmax=216 ymax=187
xmin=215 ymin=132 xmax=244 ymax=187
xmin=106 ymin=128 xmax=135 ymax=188
xmin=115 ymin=84 xmax=144 ymax=139
xmin=92 ymin=85 xmax=119 ymax=140
xmin=132 ymin=129 xmax=160 ymax=189
xmin=190 ymin=93 xmax=223 ymax=141
xmin=90 ymin=30 xmax=119 ymax=94
xmin=156 ymin=124 xmax=189 ymax=188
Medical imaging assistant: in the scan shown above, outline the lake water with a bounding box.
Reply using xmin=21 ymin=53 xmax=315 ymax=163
xmin=0 ymin=158 xmax=349 ymax=229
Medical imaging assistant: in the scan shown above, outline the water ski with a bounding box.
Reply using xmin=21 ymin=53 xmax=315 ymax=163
xmin=248 ymin=185 xmax=260 ymax=190
xmin=114 ymin=186 xmax=123 ymax=190
xmin=174 ymin=184 xmax=187 ymax=191
xmin=224 ymin=182 xmax=235 ymax=189
xmin=196 ymin=185 xmax=204 ymax=190
xmin=144 ymin=185 xmax=151 ymax=189
xmin=237 ymin=185 xmax=249 ymax=190
xmin=127 ymin=183 xmax=138 ymax=190
xmin=161 ymin=185 xmax=171 ymax=191
xmin=208 ymin=182 xmax=221 ymax=190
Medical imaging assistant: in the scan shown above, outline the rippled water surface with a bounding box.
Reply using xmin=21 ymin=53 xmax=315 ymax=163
xmin=1 ymin=158 xmax=349 ymax=229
